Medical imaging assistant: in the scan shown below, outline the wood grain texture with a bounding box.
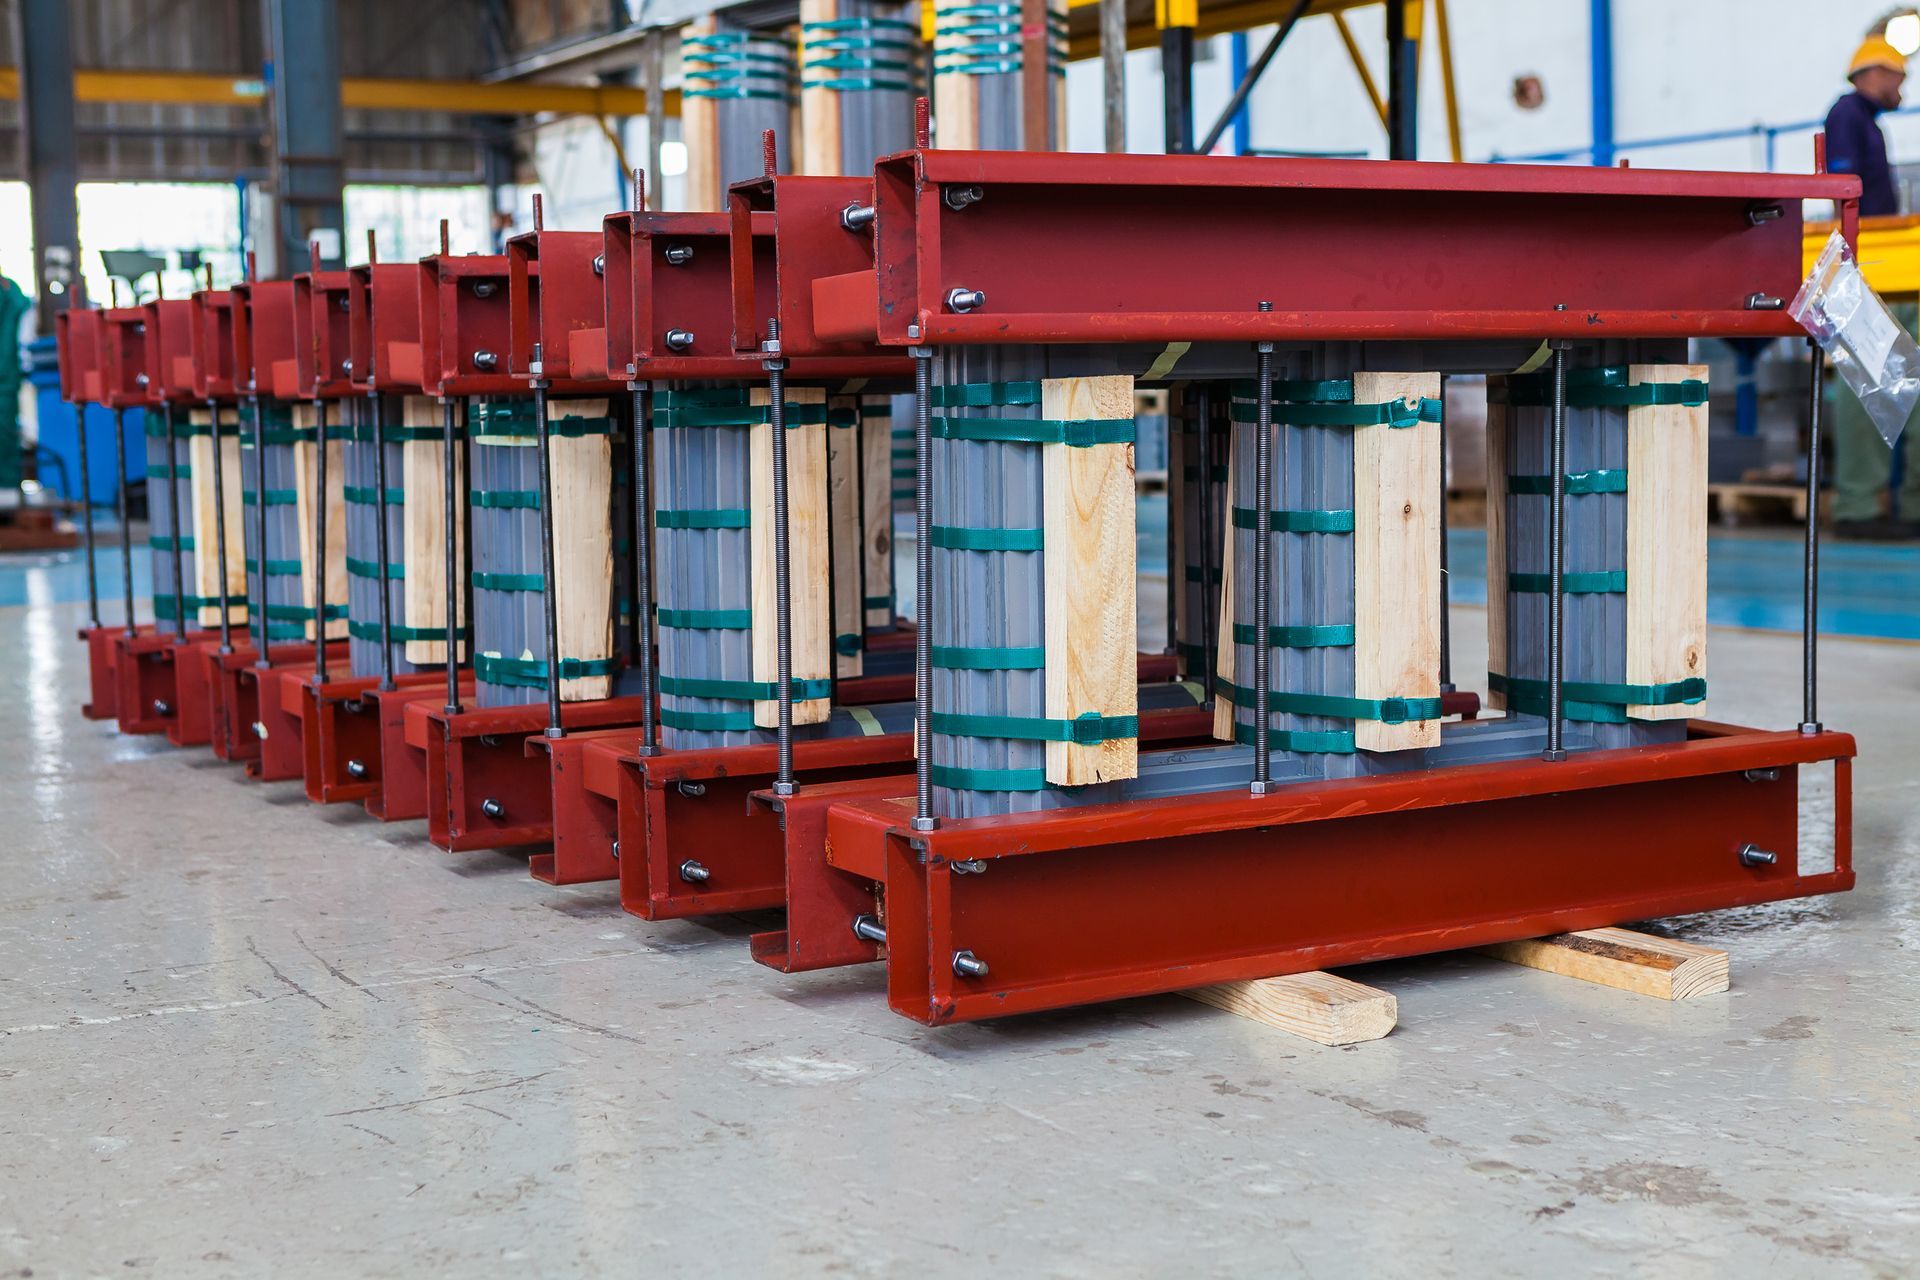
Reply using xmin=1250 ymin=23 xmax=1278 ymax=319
xmin=400 ymin=397 xmax=464 ymax=664
xmin=682 ymin=17 xmax=722 ymax=210
xmin=1042 ymin=375 xmax=1137 ymax=785
xmin=826 ymin=396 xmax=864 ymax=679
xmin=799 ymin=0 xmax=842 ymax=175
xmin=1351 ymin=371 xmax=1442 ymax=752
xmin=549 ymin=398 xmax=613 ymax=701
xmin=751 ymin=386 xmax=831 ymax=727
xmin=931 ymin=0 xmax=979 ymax=149
xmin=1483 ymin=378 xmax=1509 ymax=711
xmin=859 ymin=394 xmax=894 ymax=628
xmin=188 ymin=407 xmax=246 ymax=628
xmin=291 ymin=403 xmax=347 ymax=641
xmin=1625 ymin=364 xmax=1709 ymax=720
xmin=1185 ymin=971 xmax=1397 ymax=1045
xmin=1482 ymin=927 xmax=1729 ymax=1001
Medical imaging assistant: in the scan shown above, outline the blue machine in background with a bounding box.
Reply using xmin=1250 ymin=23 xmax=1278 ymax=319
xmin=25 ymin=333 xmax=146 ymax=507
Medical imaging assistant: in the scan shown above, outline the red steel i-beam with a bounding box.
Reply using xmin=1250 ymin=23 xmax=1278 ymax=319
xmin=56 ymin=306 xmax=128 ymax=721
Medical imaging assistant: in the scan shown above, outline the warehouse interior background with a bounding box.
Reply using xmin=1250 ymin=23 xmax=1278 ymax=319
xmin=6 ymin=1 xmax=1920 ymax=1276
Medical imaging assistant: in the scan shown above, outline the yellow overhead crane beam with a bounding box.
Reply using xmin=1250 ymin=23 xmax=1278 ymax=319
xmin=1056 ymin=0 xmax=1384 ymax=60
xmin=1807 ymin=216 xmax=1920 ymax=298
xmin=0 ymin=68 xmax=679 ymax=117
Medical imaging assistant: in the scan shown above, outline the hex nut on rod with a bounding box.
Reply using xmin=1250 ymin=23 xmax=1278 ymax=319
xmin=1738 ymin=843 xmax=1778 ymax=868
xmin=481 ymin=798 xmax=505 ymax=820
xmin=851 ymin=914 xmax=886 ymax=944
xmin=678 ymin=860 xmax=710 ymax=883
xmin=952 ymin=950 xmax=989 ymax=979
xmin=664 ymin=329 xmax=695 ymax=351
xmin=946 ymin=288 xmax=986 ymax=314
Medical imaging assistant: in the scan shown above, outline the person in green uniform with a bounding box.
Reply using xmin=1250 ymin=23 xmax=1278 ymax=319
xmin=0 ymin=273 xmax=30 ymax=495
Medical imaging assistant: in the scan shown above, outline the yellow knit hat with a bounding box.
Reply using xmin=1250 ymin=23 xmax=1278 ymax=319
xmin=1851 ymin=34 xmax=1908 ymax=78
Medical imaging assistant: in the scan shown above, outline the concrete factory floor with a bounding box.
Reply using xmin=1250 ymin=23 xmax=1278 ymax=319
xmin=3 ymin=591 xmax=1920 ymax=1275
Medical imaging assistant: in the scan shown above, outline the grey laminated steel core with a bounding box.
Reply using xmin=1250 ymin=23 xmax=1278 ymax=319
xmin=238 ymin=400 xmax=311 ymax=649
xmin=343 ymin=395 xmax=428 ymax=679
xmin=145 ymin=414 xmax=198 ymax=627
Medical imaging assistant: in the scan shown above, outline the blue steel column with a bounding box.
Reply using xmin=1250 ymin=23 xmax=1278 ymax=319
xmin=262 ymin=0 xmax=346 ymax=272
xmin=1589 ymin=0 xmax=1615 ymax=168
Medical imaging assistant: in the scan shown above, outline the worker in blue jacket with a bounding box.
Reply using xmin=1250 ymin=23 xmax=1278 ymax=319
xmin=1826 ymin=35 xmax=1920 ymax=538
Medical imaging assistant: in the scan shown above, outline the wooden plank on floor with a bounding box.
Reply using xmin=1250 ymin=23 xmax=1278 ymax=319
xmin=1484 ymin=378 xmax=1509 ymax=711
xmin=826 ymin=396 xmax=864 ymax=679
xmin=401 ymin=396 xmax=464 ymax=665
xmin=859 ymin=394 xmax=893 ymax=628
xmin=291 ymin=403 xmax=347 ymax=641
xmin=1351 ymin=371 xmax=1442 ymax=752
xmin=549 ymin=398 xmax=613 ymax=702
xmin=1482 ymin=927 xmax=1729 ymax=1001
xmin=1185 ymin=971 xmax=1397 ymax=1045
xmin=1042 ymin=374 xmax=1138 ymax=785
xmin=1625 ymin=363 xmax=1708 ymax=720
xmin=751 ymin=386 xmax=831 ymax=727
xmin=188 ymin=407 xmax=246 ymax=629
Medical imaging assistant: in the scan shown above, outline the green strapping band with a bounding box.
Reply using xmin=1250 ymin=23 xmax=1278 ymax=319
xmin=1230 ymin=506 xmax=1355 ymax=533
xmin=835 ymin=633 xmax=863 ymax=656
xmin=1508 ymin=570 xmax=1627 ymax=594
xmin=1232 ymin=721 xmax=1357 ymax=755
xmin=149 ymin=533 xmax=195 ymax=552
xmin=929 ymin=762 xmax=1049 ymax=793
xmin=930 ymin=416 xmax=1135 ymax=447
xmin=470 ymin=488 xmax=540 ymax=509
xmin=346 ymin=556 xmax=404 ymax=581
xmin=240 ymin=488 xmax=299 ymax=506
xmin=343 ymin=484 xmax=404 ymax=505
xmin=1229 ymin=396 xmax=1442 ymax=428
xmin=845 ymin=706 xmax=884 ymax=737
xmin=655 ymin=389 xmax=830 ymax=430
xmin=930 ymin=380 xmax=1041 ymax=408
xmin=660 ymin=706 xmax=755 ymax=732
xmin=153 ymin=591 xmax=246 ymax=618
xmin=932 ymin=710 xmax=1138 ymax=745
xmin=475 ymin=653 xmax=617 ymax=688
xmin=930 ymin=525 xmax=1042 ymax=551
xmin=862 ymin=594 xmax=892 ymax=610
xmin=1230 ymin=623 xmax=1356 ymax=648
xmin=243 ymin=556 xmax=303 ymax=576
xmin=659 ymin=607 xmax=751 ymax=630
xmin=1219 ymin=677 xmax=1441 ymax=724
xmin=149 ymin=463 xmax=192 ymax=480
xmin=1501 ymin=366 xmax=1710 ymax=409
xmin=1488 ymin=671 xmax=1706 ymax=725
xmin=347 ymin=619 xmax=464 ymax=643
xmin=931 ymin=644 xmax=1045 ymax=671
xmin=474 ymin=571 xmax=543 ymax=592
xmin=657 ymin=507 xmax=750 ymax=529
xmin=1507 ymin=469 xmax=1628 ymax=496
xmin=467 ymin=406 xmax=613 ymax=439
xmin=659 ymin=674 xmax=833 ymax=702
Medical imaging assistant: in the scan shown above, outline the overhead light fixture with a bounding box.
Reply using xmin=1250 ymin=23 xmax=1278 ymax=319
xmin=1886 ymin=10 xmax=1920 ymax=56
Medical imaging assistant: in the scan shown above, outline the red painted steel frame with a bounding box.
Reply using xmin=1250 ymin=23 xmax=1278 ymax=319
xmin=349 ymin=262 xmax=426 ymax=394
xmin=418 ymin=253 xmax=522 ymax=399
xmin=296 ymin=670 xmax=446 ymax=805
xmin=858 ymin=150 xmax=1863 ymax=346
xmin=189 ymin=289 xmax=240 ymax=402
xmin=507 ymin=228 xmax=618 ymax=390
xmin=56 ymin=307 xmax=123 ymax=720
xmin=167 ymin=639 xmax=223 ymax=746
xmin=209 ymin=642 xmax=314 ymax=763
xmin=809 ymin=724 xmax=1855 ymax=1025
xmin=297 ymin=268 xmax=357 ymax=399
xmin=79 ymin=625 xmax=125 ymax=720
xmin=364 ymin=680 xmax=475 ymax=820
xmin=113 ymin=627 xmax=219 ymax=735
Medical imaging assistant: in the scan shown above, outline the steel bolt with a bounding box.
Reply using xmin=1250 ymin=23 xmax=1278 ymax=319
xmin=851 ymin=914 xmax=886 ymax=944
xmin=841 ymin=203 xmax=877 ymax=231
xmin=345 ymin=759 xmax=368 ymax=779
xmin=942 ymin=185 xmax=984 ymax=211
xmin=252 ymin=720 xmax=267 ymax=739
xmin=592 ymin=253 xmax=605 ymax=276
xmin=1742 ymin=768 xmax=1780 ymax=783
xmin=952 ymin=950 xmax=989 ymax=979
xmin=151 ymin=698 xmax=171 ymax=717
xmin=341 ymin=359 xmax=353 ymax=377
xmin=472 ymin=350 xmax=499 ymax=371
xmin=951 ymin=858 xmax=986 ymax=875
xmin=481 ymin=798 xmax=506 ymax=820
xmin=663 ymin=244 xmax=694 ymax=266
xmin=946 ymin=287 xmax=986 ymax=314
xmin=678 ymin=859 xmax=710 ymax=883
xmin=472 ymin=281 xmax=497 ymax=298
xmin=611 ymin=839 xmax=620 ymax=861
xmin=664 ymin=328 xmax=695 ymax=351
xmin=677 ymin=779 xmax=706 ymax=797
xmin=1739 ymin=843 xmax=1778 ymax=868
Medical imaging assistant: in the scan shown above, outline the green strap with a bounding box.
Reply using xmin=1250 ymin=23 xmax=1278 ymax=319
xmin=152 ymin=591 xmax=247 ymax=618
xmin=466 ymin=406 xmax=613 ymax=439
xmin=346 ymin=619 xmax=464 ymax=643
xmin=346 ymin=556 xmax=404 ymax=581
xmin=470 ymin=488 xmax=540 ymax=509
xmin=658 ymin=607 xmax=751 ymax=630
xmin=243 ymin=556 xmax=303 ymax=576
xmin=474 ymin=653 xmax=617 ymax=688
xmin=1229 ymin=396 xmax=1443 ymax=429
xmin=1219 ymin=677 xmax=1441 ymax=724
xmin=929 ymin=762 xmax=1049 ymax=793
xmin=657 ymin=508 xmax=749 ymax=529
xmin=1230 ymin=623 xmax=1356 ymax=648
xmin=240 ymin=488 xmax=299 ymax=506
xmin=930 ymin=416 xmax=1136 ymax=447
xmin=1507 ymin=570 xmax=1627 ymax=595
xmin=835 ymin=633 xmax=863 ymax=656
xmin=931 ymin=644 xmax=1045 ymax=670
xmin=654 ymin=390 xmax=831 ymax=430
xmin=343 ymin=484 xmax=404 ymax=506
xmin=930 ymin=380 xmax=1041 ymax=408
xmin=1507 ymin=469 xmax=1628 ymax=496
xmin=1232 ymin=720 xmax=1357 ymax=755
xmin=861 ymin=594 xmax=892 ymax=610
xmin=845 ymin=705 xmax=884 ymax=736
xmin=932 ymin=710 xmax=1138 ymax=745
xmin=931 ymin=525 xmax=1043 ymax=551
xmin=149 ymin=533 xmax=195 ymax=552
xmin=1230 ymin=506 xmax=1355 ymax=533
xmin=660 ymin=706 xmax=755 ymax=732
xmin=149 ymin=463 xmax=192 ymax=479
xmin=1502 ymin=366 xmax=1709 ymax=409
xmin=1488 ymin=671 xmax=1706 ymax=725
xmin=474 ymin=571 xmax=542 ymax=592
xmin=659 ymin=674 xmax=833 ymax=702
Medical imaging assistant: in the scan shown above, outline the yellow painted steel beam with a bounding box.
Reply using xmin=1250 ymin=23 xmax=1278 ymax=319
xmin=0 ymin=68 xmax=679 ymax=117
xmin=1807 ymin=217 xmax=1920 ymax=297
xmin=1064 ymin=0 xmax=1382 ymax=60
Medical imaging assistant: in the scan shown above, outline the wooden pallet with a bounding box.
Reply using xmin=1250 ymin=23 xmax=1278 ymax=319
xmin=1708 ymin=481 xmax=1832 ymax=527
xmin=1184 ymin=927 xmax=1729 ymax=1045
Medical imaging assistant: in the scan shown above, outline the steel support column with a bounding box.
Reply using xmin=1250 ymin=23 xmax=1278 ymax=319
xmin=15 ymin=0 xmax=79 ymax=331
xmin=262 ymin=0 xmax=345 ymax=272
xmin=1385 ymin=0 xmax=1419 ymax=161
xmin=1158 ymin=0 xmax=1195 ymax=154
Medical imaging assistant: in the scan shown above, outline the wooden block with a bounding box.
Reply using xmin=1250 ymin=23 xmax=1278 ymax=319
xmin=1042 ymin=375 xmax=1137 ymax=785
xmin=932 ymin=0 xmax=979 ymax=150
xmin=750 ymin=386 xmax=831 ymax=727
xmin=799 ymin=0 xmax=842 ymax=176
xmin=826 ymin=396 xmax=864 ymax=679
xmin=859 ymin=394 xmax=894 ymax=628
xmin=1625 ymin=364 xmax=1708 ymax=720
xmin=291 ymin=403 xmax=347 ymax=642
xmin=1185 ymin=971 xmax=1397 ymax=1046
xmin=1483 ymin=379 xmax=1509 ymax=711
xmin=682 ymin=17 xmax=721 ymax=211
xmin=548 ymin=398 xmax=614 ymax=701
xmin=1351 ymin=371 xmax=1442 ymax=752
xmin=1482 ymin=927 xmax=1729 ymax=1001
xmin=188 ymin=407 xmax=246 ymax=629
xmin=401 ymin=397 xmax=465 ymax=664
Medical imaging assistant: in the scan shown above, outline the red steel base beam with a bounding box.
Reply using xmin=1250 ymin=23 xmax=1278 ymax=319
xmin=167 ymin=640 xmax=225 ymax=747
xmin=296 ymin=669 xmax=455 ymax=807
xmin=817 ymin=722 xmax=1853 ymax=1025
xmin=79 ymin=625 xmax=125 ymax=720
xmin=364 ymin=680 xmax=473 ymax=821
xmin=208 ymin=644 xmax=315 ymax=764
xmin=112 ymin=628 xmax=219 ymax=734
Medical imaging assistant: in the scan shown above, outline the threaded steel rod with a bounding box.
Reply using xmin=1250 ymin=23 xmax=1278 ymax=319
xmin=312 ymin=398 xmax=330 ymax=683
xmin=911 ymin=346 xmax=936 ymax=831
xmin=370 ymin=390 xmax=396 ymax=690
xmin=632 ymin=385 xmax=657 ymax=754
xmin=1801 ymin=338 xmax=1824 ymax=734
xmin=251 ymin=394 xmax=271 ymax=669
xmin=208 ymin=400 xmax=233 ymax=653
xmin=164 ymin=403 xmax=187 ymax=643
xmin=113 ymin=407 xmax=135 ymax=633
xmin=1543 ymin=342 xmax=1569 ymax=762
xmin=767 ymin=321 xmax=796 ymax=794
xmin=1251 ymin=315 xmax=1274 ymax=793
xmin=76 ymin=402 xmax=100 ymax=629
xmin=532 ymin=370 xmax=564 ymax=738
xmin=443 ymin=396 xmax=462 ymax=715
